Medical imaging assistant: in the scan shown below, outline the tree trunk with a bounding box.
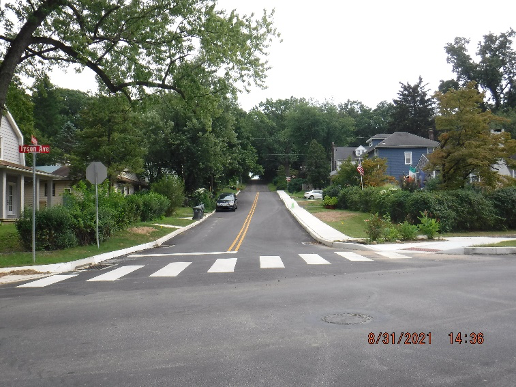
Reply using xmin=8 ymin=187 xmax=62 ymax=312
xmin=0 ymin=0 xmax=64 ymax=113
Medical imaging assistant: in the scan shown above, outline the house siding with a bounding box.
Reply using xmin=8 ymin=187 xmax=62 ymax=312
xmin=376 ymin=148 xmax=431 ymax=178
xmin=0 ymin=115 xmax=23 ymax=164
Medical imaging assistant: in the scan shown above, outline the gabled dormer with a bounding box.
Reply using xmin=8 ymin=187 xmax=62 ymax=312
xmin=354 ymin=145 xmax=366 ymax=158
xmin=0 ymin=110 xmax=25 ymax=165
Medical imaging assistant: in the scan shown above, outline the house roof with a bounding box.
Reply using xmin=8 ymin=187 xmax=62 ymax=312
xmin=334 ymin=147 xmax=358 ymax=161
xmin=369 ymin=132 xmax=439 ymax=149
xmin=366 ymin=134 xmax=390 ymax=143
xmin=0 ymin=160 xmax=62 ymax=178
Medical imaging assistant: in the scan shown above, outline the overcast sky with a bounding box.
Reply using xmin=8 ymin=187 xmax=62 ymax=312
xmin=52 ymin=0 xmax=515 ymax=111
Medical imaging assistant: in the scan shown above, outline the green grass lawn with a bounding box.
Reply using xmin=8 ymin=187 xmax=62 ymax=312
xmin=474 ymin=240 xmax=516 ymax=247
xmin=0 ymin=207 xmax=195 ymax=269
xmin=294 ymin=195 xmax=516 ymax=241
xmin=296 ymin=198 xmax=368 ymax=238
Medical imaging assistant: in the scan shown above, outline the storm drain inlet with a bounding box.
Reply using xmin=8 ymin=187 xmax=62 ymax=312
xmin=322 ymin=313 xmax=373 ymax=325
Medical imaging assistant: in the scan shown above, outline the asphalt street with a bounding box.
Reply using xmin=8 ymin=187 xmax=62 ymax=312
xmin=1 ymin=182 xmax=516 ymax=386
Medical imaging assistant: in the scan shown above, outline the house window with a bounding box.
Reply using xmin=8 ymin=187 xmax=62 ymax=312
xmin=404 ymin=152 xmax=412 ymax=165
xmin=7 ymin=184 xmax=14 ymax=213
xmin=44 ymin=182 xmax=56 ymax=196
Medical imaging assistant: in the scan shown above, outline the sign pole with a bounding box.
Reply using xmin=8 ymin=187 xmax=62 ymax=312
xmin=95 ymin=166 xmax=99 ymax=249
xmin=32 ymin=151 xmax=36 ymax=263
xmin=18 ymin=138 xmax=51 ymax=264
xmin=85 ymin=162 xmax=107 ymax=249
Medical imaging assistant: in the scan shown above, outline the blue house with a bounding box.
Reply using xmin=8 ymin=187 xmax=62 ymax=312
xmin=364 ymin=132 xmax=439 ymax=179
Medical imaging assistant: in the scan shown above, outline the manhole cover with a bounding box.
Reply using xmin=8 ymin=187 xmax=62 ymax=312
xmin=322 ymin=313 xmax=373 ymax=325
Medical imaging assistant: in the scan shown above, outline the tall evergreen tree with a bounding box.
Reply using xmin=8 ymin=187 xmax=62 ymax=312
xmin=390 ymin=76 xmax=435 ymax=138
xmin=305 ymin=139 xmax=330 ymax=189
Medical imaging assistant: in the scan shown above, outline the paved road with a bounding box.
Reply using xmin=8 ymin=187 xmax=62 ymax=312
xmin=1 ymin=182 xmax=516 ymax=386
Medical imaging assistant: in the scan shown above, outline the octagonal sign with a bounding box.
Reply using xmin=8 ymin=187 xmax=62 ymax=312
xmin=86 ymin=162 xmax=107 ymax=184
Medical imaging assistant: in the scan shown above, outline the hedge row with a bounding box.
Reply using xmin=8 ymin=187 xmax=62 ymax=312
xmin=16 ymin=183 xmax=170 ymax=251
xmin=323 ymin=185 xmax=516 ymax=232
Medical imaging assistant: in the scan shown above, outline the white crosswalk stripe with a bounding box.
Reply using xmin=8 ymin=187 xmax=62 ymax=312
xmin=335 ymin=252 xmax=374 ymax=261
xmin=87 ymin=265 xmax=144 ymax=281
xmin=14 ymin=250 xmax=421 ymax=288
xmin=207 ymin=258 xmax=238 ymax=273
xmin=150 ymin=262 xmax=191 ymax=277
xmin=298 ymin=253 xmax=331 ymax=265
xmin=17 ymin=274 xmax=78 ymax=288
xmin=375 ymin=251 xmax=412 ymax=259
xmin=260 ymin=256 xmax=284 ymax=268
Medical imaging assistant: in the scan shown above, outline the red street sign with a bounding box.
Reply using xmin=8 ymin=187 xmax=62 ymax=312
xmin=19 ymin=145 xmax=50 ymax=153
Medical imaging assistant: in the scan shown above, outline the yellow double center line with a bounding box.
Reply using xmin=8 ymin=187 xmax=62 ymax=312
xmin=227 ymin=192 xmax=259 ymax=252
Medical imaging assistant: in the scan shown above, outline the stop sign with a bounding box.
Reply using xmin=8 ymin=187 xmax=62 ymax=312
xmin=86 ymin=162 xmax=108 ymax=184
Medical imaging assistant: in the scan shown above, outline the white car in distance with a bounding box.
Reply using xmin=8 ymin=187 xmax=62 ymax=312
xmin=303 ymin=190 xmax=323 ymax=200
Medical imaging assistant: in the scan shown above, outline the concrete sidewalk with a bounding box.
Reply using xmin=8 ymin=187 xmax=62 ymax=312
xmin=0 ymin=211 xmax=216 ymax=283
xmin=277 ymin=190 xmax=516 ymax=256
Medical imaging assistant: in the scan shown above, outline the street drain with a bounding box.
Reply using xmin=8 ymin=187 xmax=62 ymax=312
xmin=322 ymin=313 xmax=373 ymax=325
xmin=76 ymin=263 xmax=116 ymax=271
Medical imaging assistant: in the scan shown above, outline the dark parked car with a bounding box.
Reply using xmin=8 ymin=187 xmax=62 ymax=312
xmin=216 ymin=192 xmax=237 ymax=211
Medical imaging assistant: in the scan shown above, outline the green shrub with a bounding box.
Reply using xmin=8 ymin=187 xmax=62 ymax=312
xmin=191 ymin=188 xmax=215 ymax=211
xmin=417 ymin=211 xmax=440 ymax=239
xmin=447 ymin=189 xmax=500 ymax=231
xmin=287 ymin=178 xmax=306 ymax=193
xmin=151 ymin=175 xmax=185 ymax=216
xmin=323 ymin=196 xmax=338 ymax=206
xmin=323 ymin=185 xmax=341 ymax=199
xmin=125 ymin=194 xmax=144 ymax=223
xmin=364 ymin=213 xmax=385 ymax=242
xmin=488 ymin=187 xmax=516 ymax=229
xmin=382 ymin=190 xmax=409 ymax=223
xmin=16 ymin=206 xmax=78 ymax=251
xmin=343 ymin=186 xmax=363 ymax=211
xmin=139 ymin=191 xmax=170 ymax=221
xmin=398 ymin=221 xmax=419 ymax=240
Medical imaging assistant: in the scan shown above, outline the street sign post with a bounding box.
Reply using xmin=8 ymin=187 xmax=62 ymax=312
xmin=18 ymin=138 xmax=50 ymax=263
xmin=86 ymin=162 xmax=108 ymax=248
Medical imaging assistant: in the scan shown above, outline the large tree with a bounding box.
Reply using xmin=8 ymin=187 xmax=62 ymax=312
xmin=70 ymin=94 xmax=146 ymax=184
xmin=5 ymin=75 xmax=34 ymax=138
xmin=390 ymin=76 xmax=435 ymax=138
xmin=444 ymin=29 xmax=516 ymax=111
xmin=249 ymin=97 xmax=301 ymax=180
xmin=141 ymin=93 xmax=259 ymax=192
xmin=339 ymin=100 xmax=394 ymax=145
xmin=426 ymin=82 xmax=516 ymax=189
xmin=305 ymin=139 xmax=329 ymax=189
xmin=0 ymin=0 xmax=278 ymax=114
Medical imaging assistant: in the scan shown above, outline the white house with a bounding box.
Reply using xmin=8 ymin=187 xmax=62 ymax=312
xmin=0 ymin=110 xmax=64 ymax=221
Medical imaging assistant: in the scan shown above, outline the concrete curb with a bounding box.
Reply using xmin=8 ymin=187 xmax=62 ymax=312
xmin=464 ymin=246 xmax=516 ymax=255
xmin=0 ymin=211 xmax=215 ymax=275
xmin=276 ymin=191 xmax=516 ymax=255
xmin=276 ymin=191 xmax=370 ymax=249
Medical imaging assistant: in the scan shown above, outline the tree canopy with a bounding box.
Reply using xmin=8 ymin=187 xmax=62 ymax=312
xmin=390 ymin=76 xmax=435 ymax=138
xmin=444 ymin=29 xmax=516 ymax=112
xmin=426 ymin=82 xmax=516 ymax=189
xmin=0 ymin=0 xmax=278 ymax=114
